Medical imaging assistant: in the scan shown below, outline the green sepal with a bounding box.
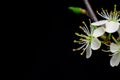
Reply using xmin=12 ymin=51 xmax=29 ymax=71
xmin=68 ymin=7 xmax=81 ymax=14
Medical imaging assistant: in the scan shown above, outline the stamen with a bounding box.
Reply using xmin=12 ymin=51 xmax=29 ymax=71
xmin=90 ymin=25 xmax=94 ymax=34
xmin=114 ymin=12 xmax=118 ymax=19
xmin=73 ymin=40 xmax=86 ymax=44
xmin=102 ymin=49 xmax=110 ymax=52
xmin=73 ymin=43 xmax=87 ymax=51
xmin=97 ymin=10 xmax=108 ymax=19
xmin=79 ymin=26 xmax=89 ymax=35
xmin=80 ymin=44 xmax=89 ymax=55
xmin=72 ymin=49 xmax=76 ymax=51
xmin=82 ymin=21 xmax=90 ymax=34
xmin=73 ymin=40 xmax=77 ymax=43
xmin=114 ymin=4 xmax=116 ymax=13
xmin=113 ymin=12 xmax=116 ymax=20
xmin=80 ymin=38 xmax=88 ymax=42
xmin=75 ymin=32 xmax=81 ymax=36
xmin=88 ymin=19 xmax=91 ymax=24
xmin=101 ymin=8 xmax=108 ymax=18
xmin=88 ymin=19 xmax=94 ymax=33
xmin=116 ymin=13 xmax=119 ymax=20
xmin=80 ymin=52 xmax=84 ymax=55
xmin=75 ymin=33 xmax=87 ymax=39
xmin=105 ymin=9 xmax=110 ymax=17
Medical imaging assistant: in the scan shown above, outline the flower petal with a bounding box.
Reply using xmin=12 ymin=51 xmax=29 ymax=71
xmin=86 ymin=44 xmax=92 ymax=59
xmin=105 ymin=21 xmax=119 ymax=33
xmin=110 ymin=53 xmax=120 ymax=67
xmin=93 ymin=26 xmax=105 ymax=37
xmin=91 ymin=38 xmax=101 ymax=50
xmin=91 ymin=20 xmax=108 ymax=26
xmin=110 ymin=43 xmax=119 ymax=53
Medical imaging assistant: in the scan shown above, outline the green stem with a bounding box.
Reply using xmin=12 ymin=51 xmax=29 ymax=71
xmin=112 ymin=35 xmax=118 ymax=43
xmin=108 ymin=33 xmax=111 ymax=40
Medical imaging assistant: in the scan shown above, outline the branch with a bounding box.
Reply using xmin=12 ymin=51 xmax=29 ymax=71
xmin=83 ymin=0 xmax=98 ymax=21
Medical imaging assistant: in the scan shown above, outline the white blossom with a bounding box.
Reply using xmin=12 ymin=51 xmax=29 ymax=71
xmin=73 ymin=22 xmax=104 ymax=58
xmin=110 ymin=42 xmax=120 ymax=67
xmin=91 ymin=5 xmax=120 ymax=33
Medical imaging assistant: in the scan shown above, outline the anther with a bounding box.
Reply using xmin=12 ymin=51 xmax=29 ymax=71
xmin=82 ymin=21 xmax=85 ymax=24
xmin=75 ymin=32 xmax=81 ymax=36
xmin=96 ymin=10 xmax=98 ymax=13
xmin=73 ymin=40 xmax=77 ymax=43
xmin=72 ymin=49 xmax=76 ymax=51
xmin=79 ymin=26 xmax=82 ymax=29
xmin=80 ymin=52 xmax=84 ymax=55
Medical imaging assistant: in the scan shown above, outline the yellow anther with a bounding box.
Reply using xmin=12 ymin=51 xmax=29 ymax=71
xmin=80 ymin=38 xmax=83 ymax=40
xmin=88 ymin=18 xmax=91 ymax=21
xmin=80 ymin=52 xmax=83 ymax=55
xmin=114 ymin=4 xmax=116 ymax=12
xmin=114 ymin=4 xmax=117 ymax=7
xmin=110 ymin=11 xmax=113 ymax=14
xmin=83 ymin=48 xmax=86 ymax=50
xmin=101 ymin=8 xmax=104 ymax=10
xmin=96 ymin=10 xmax=99 ymax=13
xmin=101 ymin=12 xmax=103 ymax=14
xmin=101 ymin=8 xmax=105 ymax=12
xmin=82 ymin=21 xmax=85 ymax=24
xmin=79 ymin=26 xmax=82 ymax=29
xmin=75 ymin=32 xmax=81 ymax=36
xmin=72 ymin=49 xmax=76 ymax=51
xmin=113 ymin=12 xmax=115 ymax=14
xmin=73 ymin=40 xmax=77 ymax=43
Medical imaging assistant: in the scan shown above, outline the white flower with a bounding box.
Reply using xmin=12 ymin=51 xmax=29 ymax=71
xmin=91 ymin=5 xmax=120 ymax=33
xmin=73 ymin=22 xmax=104 ymax=58
xmin=110 ymin=42 xmax=120 ymax=67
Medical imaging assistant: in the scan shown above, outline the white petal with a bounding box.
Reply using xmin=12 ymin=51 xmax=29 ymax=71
xmin=86 ymin=44 xmax=92 ymax=59
xmin=110 ymin=53 xmax=120 ymax=67
xmin=93 ymin=27 xmax=105 ymax=37
xmin=105 ymin=21 xmax=119 ymax=33
xmin=91 ymin=38 xmax=101 ymax=50
xmin=91 ymin=20 xmax=108 ymax=26
xmin=110 ymin=43 xmax=119 ymax=53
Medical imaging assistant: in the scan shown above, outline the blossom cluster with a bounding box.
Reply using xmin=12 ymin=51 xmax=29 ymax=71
xmin=73 ymin=5 xmax=120 ymax=67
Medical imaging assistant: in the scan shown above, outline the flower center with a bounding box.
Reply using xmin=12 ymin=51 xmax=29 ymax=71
xmin=108 ymin=5 xmax=119 ymax=22
xmin=86 ymin=35 xmax=94 ymax=44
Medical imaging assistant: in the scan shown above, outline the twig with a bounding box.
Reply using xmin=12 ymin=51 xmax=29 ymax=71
xmin=83 ymin=0 xmax=98 ymax=21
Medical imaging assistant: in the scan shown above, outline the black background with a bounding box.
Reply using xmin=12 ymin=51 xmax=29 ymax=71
xmin=26 ymin=0 xmax=120 ymax=80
